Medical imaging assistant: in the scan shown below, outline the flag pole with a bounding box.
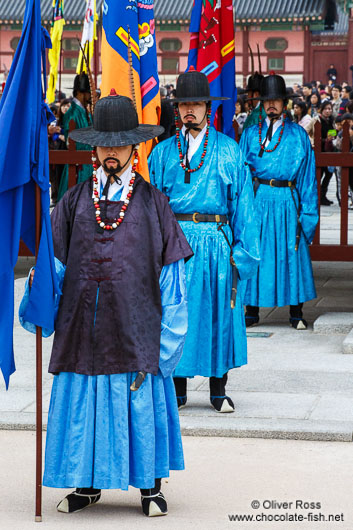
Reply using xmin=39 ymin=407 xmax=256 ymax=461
xmin=35 ymin=184 xmax=43 ymax=523
xmin=59 ymin=42 xmax=63 ymax=102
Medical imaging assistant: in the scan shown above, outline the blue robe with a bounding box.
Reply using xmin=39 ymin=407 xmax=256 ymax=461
xmin=149 ymin=127 xmax=260 ymax=377
xmin=239 ymin=119 xmax=319 ymax=307
xmin=20 ymin=183 xmax=188 ymax=490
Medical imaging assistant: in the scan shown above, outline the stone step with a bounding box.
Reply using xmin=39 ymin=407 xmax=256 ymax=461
xmin=313 ymin=312 xmax=353 ymax=335
xmin=343 ymin=328 xmax=353 ymax=354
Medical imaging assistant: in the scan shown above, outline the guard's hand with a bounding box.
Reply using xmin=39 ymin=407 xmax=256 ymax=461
xmin=29 ymin=269 xmax=35 ymax=288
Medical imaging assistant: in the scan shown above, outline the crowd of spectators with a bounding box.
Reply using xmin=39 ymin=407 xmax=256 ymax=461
xmin=47 ymin=91 xmax=72 ymax=206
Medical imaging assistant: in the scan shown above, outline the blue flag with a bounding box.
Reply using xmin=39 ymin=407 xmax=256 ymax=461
xmin=0 ymin=0 xmax=60 ymax=389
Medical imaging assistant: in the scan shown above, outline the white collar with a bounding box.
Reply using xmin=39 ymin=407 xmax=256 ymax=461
xmin=263 ymin=116 xmax=284 ymax=147
xmin=255 ymin=101 xmax=261 ymax=109
xmin=265 ymin=115 xmax=283 ymax=129
xmin=94 ymin=165 xmax=132 ymax=201
xmin=73 ymin=97 xmax=85 ymax=109
xmin=181 ymin=124 xmax=207 ymax=162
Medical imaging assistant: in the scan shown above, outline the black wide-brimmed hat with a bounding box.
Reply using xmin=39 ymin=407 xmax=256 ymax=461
xmin=172 ymin=69 xmax=228 ymax=103
xmin=69 ymin=91 xmax=164 ymax=147
xmin=260 ymin=73 xmax=287 ymax=101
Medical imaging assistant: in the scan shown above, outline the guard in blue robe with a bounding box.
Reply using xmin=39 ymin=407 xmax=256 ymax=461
xmin=239 ymin=74 xmax=319 ymax=329
xmin=20 ymin=94 xmax=193 ymax=517
xmin=149 ymin=70 xmax=259 ymax=413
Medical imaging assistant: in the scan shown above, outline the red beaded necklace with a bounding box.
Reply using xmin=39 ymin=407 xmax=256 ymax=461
xmin=258 ymin=111 xmax=286 ymax=154
xmin=175 ymin=107 xmax=211 ymax=174
xmin=91 ymin=149 xmax=138 ymax=231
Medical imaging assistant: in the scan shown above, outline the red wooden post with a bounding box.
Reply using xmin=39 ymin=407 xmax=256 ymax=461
xmin=35 ymin=184 xmax=43 ymax=522
xmin=340 ymin=121 xmax=350 ymax=246
xmin=242 ymin=26 xmax=249 ymax=88
xmin=232 ymin=119 xmax=239 ymax=143
xmin=313 ymin=120 xmax=321 ymax=245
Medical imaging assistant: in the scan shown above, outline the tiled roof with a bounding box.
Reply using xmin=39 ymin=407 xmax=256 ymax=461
xmin=0 ymin=0 xmax=103 ymax=23
xmin=0 ymin=0 xmax=346 ymax=28
xmin=317 ymin=4 xmax=349 ymax=35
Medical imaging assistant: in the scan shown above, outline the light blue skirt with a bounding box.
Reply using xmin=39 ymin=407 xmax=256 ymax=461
xmin=43 ymin=372 xmax=184 ymax=490
xmin=174 ymin=221 xmax=247 ymax=378
xmin=244 ymin=187 xmax=317 ymax=307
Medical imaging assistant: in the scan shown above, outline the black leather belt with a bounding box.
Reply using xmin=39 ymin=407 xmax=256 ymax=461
xmin=175 ymin=213 xmax=228 ymax=223
xmin=252 ymin=177 xmax=303 ymax=251
xmin=253 ymin=177 xmax=296 ymax=189
xmin=175 ymin=212 xmax=237 ymax=309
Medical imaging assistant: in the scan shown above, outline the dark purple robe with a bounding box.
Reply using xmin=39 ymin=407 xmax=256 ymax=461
xmin=48 ymin=174 xmax=193 ymax=376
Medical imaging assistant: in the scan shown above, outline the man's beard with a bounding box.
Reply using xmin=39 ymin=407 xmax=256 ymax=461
xmin=267 ymin=109 xmax=282 ymax=119
xmin=103 ymin=157 xmax=124 ymax=175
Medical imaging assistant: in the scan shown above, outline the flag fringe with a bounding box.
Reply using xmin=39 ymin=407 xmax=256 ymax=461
xmin=127 ymin=25 xmax=137 ymax=111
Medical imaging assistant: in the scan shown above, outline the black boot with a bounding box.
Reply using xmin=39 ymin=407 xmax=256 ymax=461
xmin=173 ymin=377 xmax=187 ymax=409
xmin=57 ymin=487 xmax=101 ymax=513
xmin=209 ymin=373 xmax=234 ymax=413
xmin=289 ymin=303 xmax=307 ymax=330
xmin=245 ymin=305 xmax=260 ymax=327
xmin=140 ymin=478 xmax=168 ymax=517
xmin=321 ymin=195 xmax=332 ymax=206
xmin=321 ymin=169 xmax=333 ymax=205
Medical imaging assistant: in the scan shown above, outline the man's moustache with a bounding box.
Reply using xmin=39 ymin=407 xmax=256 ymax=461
xmin=104 ymin=157 xmax=119 ymax=164
xmin=103 ymin=157 xmax=122 ymax=174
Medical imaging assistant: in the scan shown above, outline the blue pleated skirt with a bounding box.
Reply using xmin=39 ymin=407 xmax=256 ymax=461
xmin=244 ymin=186 xmax=316 ymax=307
xmin=43 ymin=372 xmax=184 ymax=490
xmin=174 ymin=221 xmax=247 ymax=378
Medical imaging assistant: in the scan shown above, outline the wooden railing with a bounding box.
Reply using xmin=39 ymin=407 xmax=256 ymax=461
xmin=311 ymin=120 xmax=353 ymax=261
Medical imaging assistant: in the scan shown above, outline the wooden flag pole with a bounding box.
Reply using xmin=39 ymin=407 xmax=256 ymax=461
xmin=35 ymin=184 xmax=43 ymax=522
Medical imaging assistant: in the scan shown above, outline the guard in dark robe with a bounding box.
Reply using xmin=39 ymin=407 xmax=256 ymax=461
xmin=20 ymin=93 xmax=193 ymax=516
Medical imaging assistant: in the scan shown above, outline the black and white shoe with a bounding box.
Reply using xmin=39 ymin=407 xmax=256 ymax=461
xmin=141 ymin=479 xmax=167 ymax=517
xmin=210 ymin=395 xmax=235 ymax=413
xmin=56 ymin=488 xmax=101 ymax=513
xmin=289 ymin=317 xmax=308 ymax=330
xmin=141 ymin=491 xmax=168 ymax=517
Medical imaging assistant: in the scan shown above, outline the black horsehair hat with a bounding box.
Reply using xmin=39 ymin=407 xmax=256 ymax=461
xmin=246 ymin=72 xmax=264 ymax=93
xmin=69 ymin=90 xmax=164 ymax=147
xmin=245 ymin=44 xmax=264 ymax=94
xmin=260 ymin=73 xmax=287 ymax=101
xmin=172 ymin=67 xmax=228 ymax=103
xmin=73 ymin=72 xmax=91 ymax=93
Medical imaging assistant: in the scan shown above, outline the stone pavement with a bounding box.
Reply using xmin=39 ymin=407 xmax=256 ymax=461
xmin=1 ymin=432 xmax=352 ymax=530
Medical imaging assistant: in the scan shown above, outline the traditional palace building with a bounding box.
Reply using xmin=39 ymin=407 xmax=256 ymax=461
xmin=1 ymin=0 xmax=353 ymax=88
